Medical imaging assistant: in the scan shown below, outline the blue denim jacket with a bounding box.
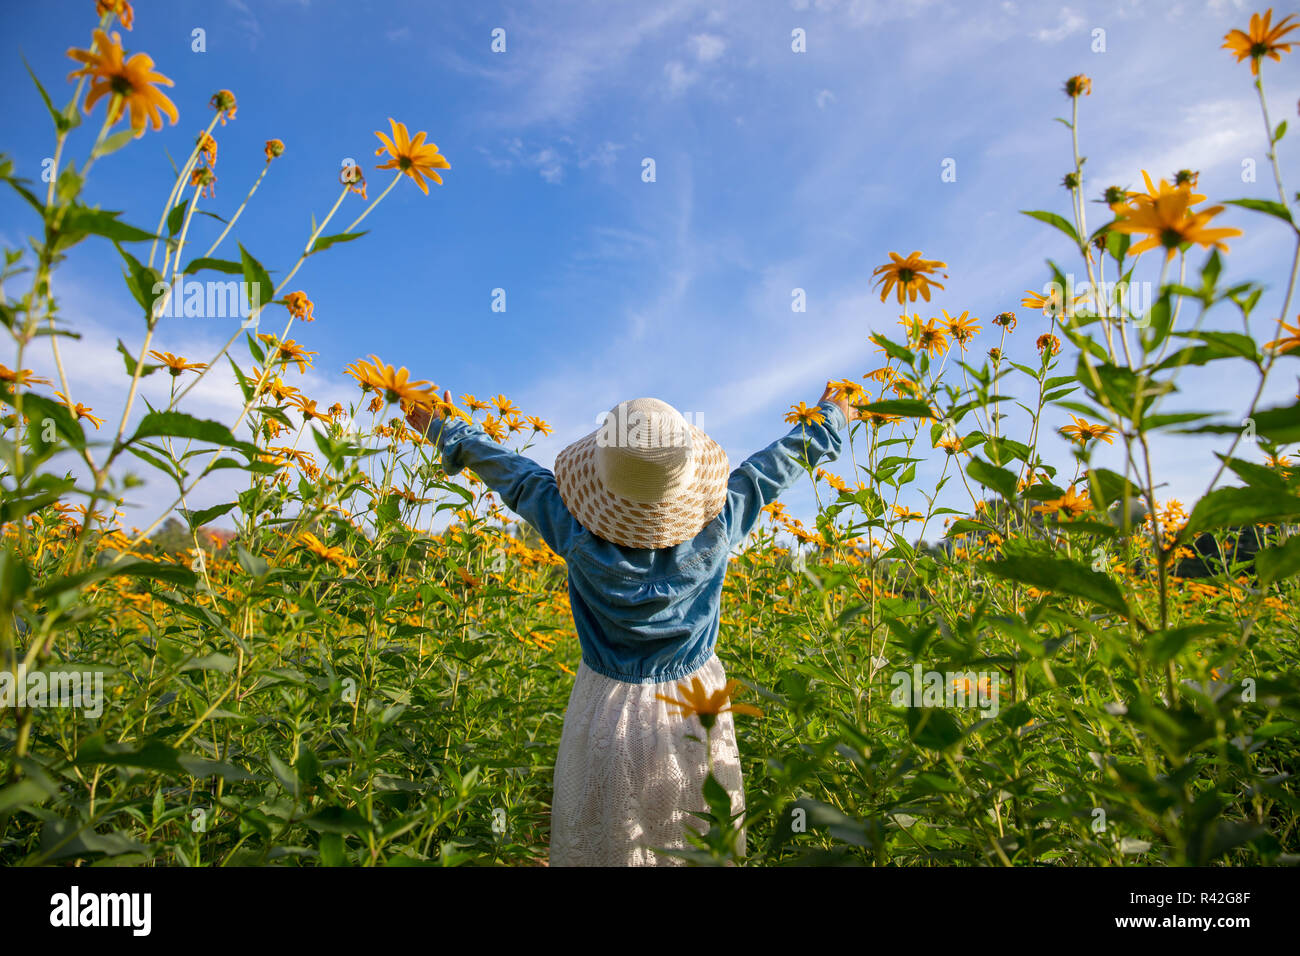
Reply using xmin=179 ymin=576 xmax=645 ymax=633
xmin=431 ymin=399 xmax=848 ymax=684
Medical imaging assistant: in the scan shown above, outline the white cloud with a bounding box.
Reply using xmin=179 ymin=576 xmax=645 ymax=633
xmin=534 ymin=148 xmax=564 ymax=183
xmin=579 ymin=141 xmax=625 ymax=169
xmin=815 ymin=89 xmax=835 ymax=110
xmin=1089 ymin=97 xmax=1261 ymax=190
xmin=386 ymin=26 xmax=411 ymax=42
xmin=664 ymin=60 xmax=697 ymax=95
xmin=688 ymin=32 xmax=727 ymax=62
xmin=1033 ymin=5 xmax=1085 ymax=42
xmin=224 ymin=0 xmax=263 ymax=46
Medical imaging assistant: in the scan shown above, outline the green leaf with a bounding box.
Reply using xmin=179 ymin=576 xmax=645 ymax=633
xmin=238 ymin=243 xmax=274 ymax=323
xmin=117 ymin=338 xmax=163 ymax=378
xmin=180 ymin=501 xmax=237 ymax=529
xmin=180 ymin=256 xmax=243 ymax=276
xmin=125 ymin=411 xmax=259 ymax=457
xmin=319 ymin=832 xmax=345 ymax=866
xmin=23 ymin=55 xmax=71 ymax=133
xmin=1181 ymin=486 xmax=1300 ymax=538
xmin=1150 ymin=624 xmax=1223 ymax=665
xmin=904 ymin=707 xmax=964 ymax=751
xmin=1218 ymin=454 xmax=1288 ymax=492
xmin=0 ymin=770 xmax=58 ymax=815
xmin=985 ymin=554 xmax=1132 ymax=619
xmin=9 ymin=390 xmax=86 ymax=450
xmin=1180 ymin=402 xmax=1300 ymax=444
xmin=1021 ymin=209 xmax=1080 ymax=244
xmin=304 ymin=806 xmax=374 ymax=834
xmin=869 ymin=332 xmax=915 ymax=366
xmin=116 ymin=246 xmax=166 ymax=322
xmin=966 ymin=458 xmax=1017 ymax=500
xmin=0 ymin=476 xmax=77 ymax=525
xmin=32 ymin=557 xmax=198 ymax=600
xmin=309 ymin=231 xmax=368 ymax=255
xmin=1255 ymin=536 xmax=1300 ymax=586
xmin=167 ymin=198 xmax=190 ymax=237
xmin=39 ymin=820 xmax=146 ymax=861
xmin=235 ymin=541 xmax=268 ymax=579
xmin=75 ymin=736 xmax=251 ymax=781
xmin=91 ymin=129 xmax=136 ymax=159
xmin=859 ymin=398 xmax=932 ymax=419
xmin=64 ymin=206 xmax=155 ymax=242
xmin=1223 ymin=198 xmax=1293 ymax=225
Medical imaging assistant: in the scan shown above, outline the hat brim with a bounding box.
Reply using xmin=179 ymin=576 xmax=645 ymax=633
xmin=553 ymin=424 xmax=730 ymax=549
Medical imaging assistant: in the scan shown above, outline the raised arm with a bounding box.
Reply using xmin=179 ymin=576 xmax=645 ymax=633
xmin=720 ymin=387 xmax=852 ymax=548
xmin=409 ymin=392 xmax=584 ymax=558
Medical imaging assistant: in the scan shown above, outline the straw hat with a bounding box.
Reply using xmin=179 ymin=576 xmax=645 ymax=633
xmin=553 ymin=397 xmax=730 ymax=549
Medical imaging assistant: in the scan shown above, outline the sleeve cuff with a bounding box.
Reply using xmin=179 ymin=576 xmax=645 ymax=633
xmin=817 ymin=399 xmax=848 ymax=432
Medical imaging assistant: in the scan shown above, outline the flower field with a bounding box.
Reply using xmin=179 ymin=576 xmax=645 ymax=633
xmin=1 ymin=3 xmax=1299 ymax=867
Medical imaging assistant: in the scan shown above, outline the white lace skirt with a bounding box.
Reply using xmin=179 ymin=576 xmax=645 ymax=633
xmin=548 ymin=652 xmax=747 ymax=866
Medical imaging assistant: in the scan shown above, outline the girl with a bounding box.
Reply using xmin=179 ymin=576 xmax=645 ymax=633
xmin=407 ymin=383 xmax=855 ymax=866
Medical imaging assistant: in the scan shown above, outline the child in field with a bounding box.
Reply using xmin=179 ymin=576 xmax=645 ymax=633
xmin=407 ymin=383 xmax=855 ymax=866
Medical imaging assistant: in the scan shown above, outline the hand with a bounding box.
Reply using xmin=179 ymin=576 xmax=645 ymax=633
xmin=405 ymin=388 xmax=452 ymax=437
xmin=819 ymin=382 xmax=860 ymax=422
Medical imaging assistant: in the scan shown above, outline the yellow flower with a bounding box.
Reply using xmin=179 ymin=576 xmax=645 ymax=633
xmin=341 ymin=164 xmax=367 ymax=199
xmin=257 ymin=334 xmax=317 ymax=374
xmin=96 ymin=0 xmax=134 ymax=30
xmin=892 ymin=505 xmax=924 ymax=523
xmin=1109 ymin=186 xmax=1242 ymax=261
xmin=264 ymin=138 xmax=285 ymax=163
xmin=1060 ymin=415 xmax=1115 ymax=447
xmin=298 ymin=531 xmax=356 ymax=571
xmin=262 ymin=374 xmax=301 ymax=403
xmin=1063 ymin=74 xmax=1091 ymax=97
xmin=489 ymin=394 xmax=520 ymax=417
xmin=209 ymin=89 xmax=237 ymax=124
xmin=1113 ymin=170 xmax=1207 ymax=211
xmin=1223 ymin=8 xmax=1299 ymax=75
xmin=196 ymin=131 xmax=217 ymax=166
xmin=872 ymin=251 xmax=947 ymax=305
xmin=1034 ymin=484 xmax=1092 ymax=518
xmin=374 ymin=118 xmax=451 ymax=194
xmin=52 ymin=391 xmax=105 ymax=429
xmin=912 ymin=316 xmax=949 ymax=356
xmin=942 ymin=309 xmax=981 ymax=348
xmin=1036 ymin=333 xmax=1062 ymax=356
xmin=66 ymin=29 xmax=178 ymax=138
xmin=461 ymin=394 xmax=490 ymax=414
xmin=828 ymin=378 xmax=868 ymax=407
xmin=482 ymin=415 xmax=506 ymax=442
xmin=655 ymin=676 xmax=763 ymax=728
xmin=785 ymin=401 xmax=825 ymax=426
xmin=1021 ymin=287 xmax=1088 ymax=318
xmin=283 ymin=290 xmax=315 ymax=323
xmin=189 ymin=165 xmax=215 ymax=199
xmin=525 ymin=415 xmax=552 ymax=436
xmin=148 ymin=351 xmax=207 ymax=376
xmin=1264 ymin=316 xmax=1300 ymax=355
xmin=0 ymin=365 xmax=53 ymax=388
xmin=358 ymin=359 xmax=436 ymax=409
xmin=817 ymin=467 xmax=849 ymax=492
xmin=935 ymin=433 xmax=968 ymax=456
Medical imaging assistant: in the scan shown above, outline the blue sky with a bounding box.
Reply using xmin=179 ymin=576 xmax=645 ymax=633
xmin=2 ymin=0 xmax=1297 ymax=541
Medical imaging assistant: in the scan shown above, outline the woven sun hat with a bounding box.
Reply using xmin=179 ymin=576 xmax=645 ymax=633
xmin=553 ymin=397 xmax=730 ymax=549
